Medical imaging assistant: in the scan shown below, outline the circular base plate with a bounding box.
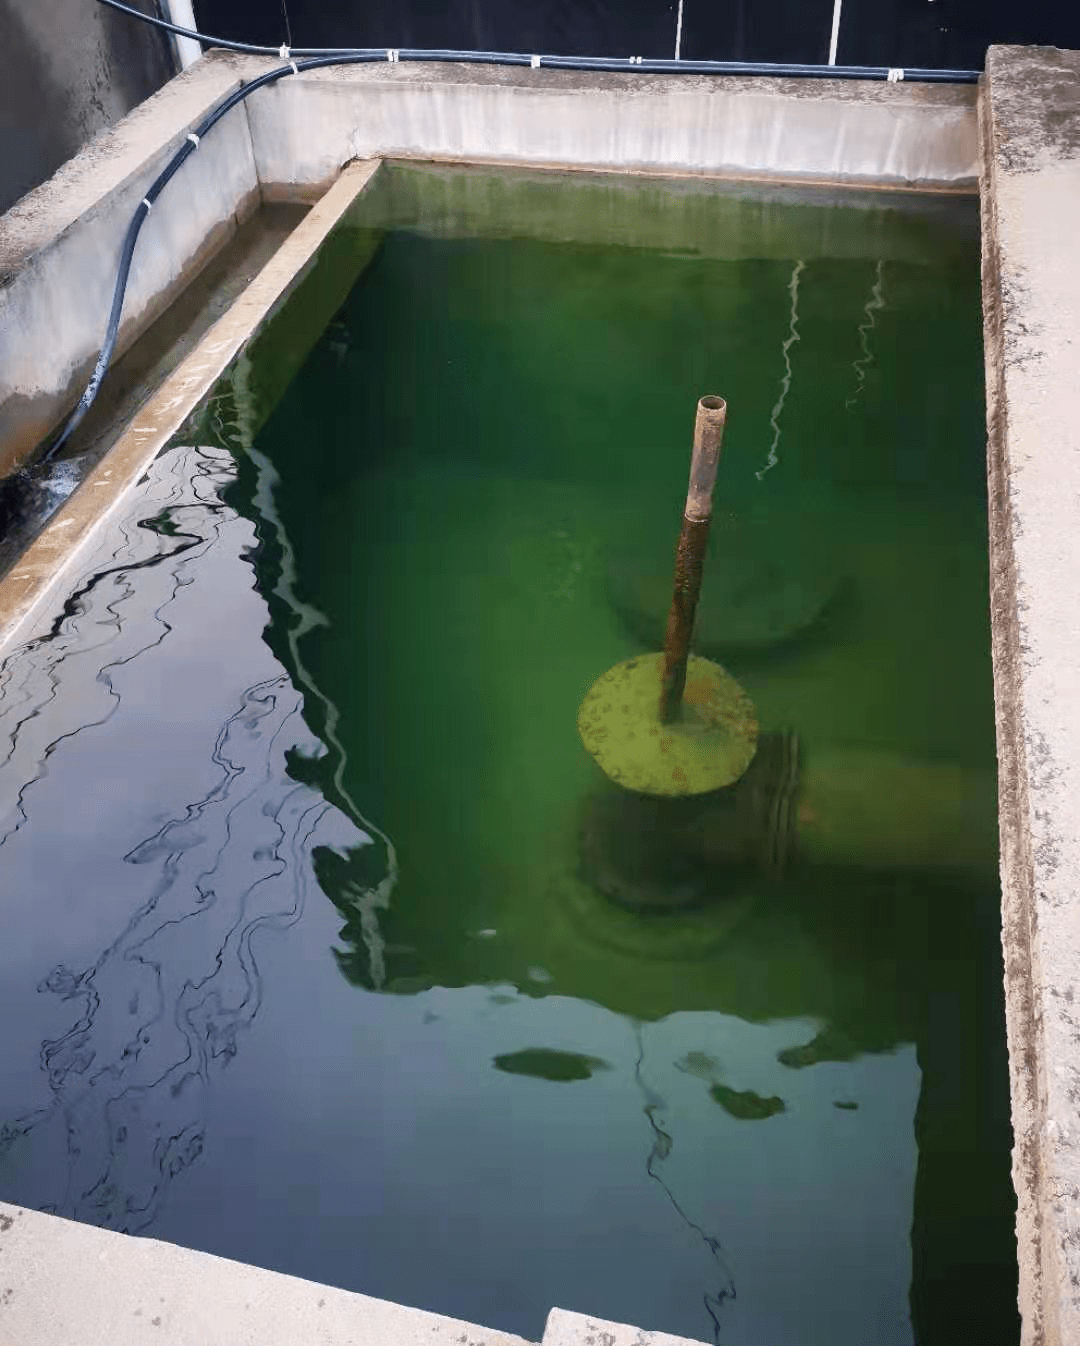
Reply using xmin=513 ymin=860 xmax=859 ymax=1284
xmin=577 ymin=652 xmax=758 ymax=796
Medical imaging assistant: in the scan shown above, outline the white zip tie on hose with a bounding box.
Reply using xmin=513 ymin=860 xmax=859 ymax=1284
xmin=530 ymin=53 xmax=541 ymax=67
xmin=387 ymin=48 xmax=399 ymax=62
xmin=629 ymin=55 xmax=643 ymax=63
xmin=141 ymin=197 xmax=153 ymax=211
xmin=887 ymin=67 xmax=905 ymax=81
xmin=278 ymin=44 xmax=298 ymax=73
xmin=186 ymin=132 xmax=200 ymax=148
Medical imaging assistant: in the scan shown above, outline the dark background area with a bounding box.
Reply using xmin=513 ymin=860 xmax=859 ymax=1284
xmin=196 ymin=0 xmax=1080 ymax=70
xmin=0 ymin=0 xmax=173 ymax=216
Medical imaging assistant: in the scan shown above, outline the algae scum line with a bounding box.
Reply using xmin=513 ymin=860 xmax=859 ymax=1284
xmin=0 ymin=163 xmax=1016 ymax=1344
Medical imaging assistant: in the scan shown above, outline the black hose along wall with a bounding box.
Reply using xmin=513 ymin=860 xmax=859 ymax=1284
xmin=195 ymin=0 xmax=1080 ymax=71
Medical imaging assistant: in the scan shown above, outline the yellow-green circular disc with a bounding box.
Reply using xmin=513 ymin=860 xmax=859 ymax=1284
xmin=577 ymin=652 xmax=758 ymax=797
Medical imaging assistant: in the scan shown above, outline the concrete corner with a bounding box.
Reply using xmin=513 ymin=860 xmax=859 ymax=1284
xmin=541 ymin=1308 xmax=706 ymax=1345
xmin=0 ymin=1200 xmax=528 ymax=1346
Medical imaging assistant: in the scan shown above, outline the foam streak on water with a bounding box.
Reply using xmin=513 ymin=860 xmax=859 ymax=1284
xmin=757 ymin=259 xmax=806 ymax=481
xmin=846 ymin=260 xmax=887 ymax=410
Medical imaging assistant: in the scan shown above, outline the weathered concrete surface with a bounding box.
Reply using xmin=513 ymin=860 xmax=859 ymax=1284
xmin=0 ymin=161 xmax=380 ymax=654
xmin=244 ymin=57 xmax=978 ymax=193
xmin=979 ymin=43 xmax=1080 ymax=1347
xmin=0 ymin=59 xmax=258 ymax=474
xmin=0 ymin=0 xmax=176 ymax=216
xmin=0 ymin=1200 xmax=527 ymax=1345
xmin=541 ymin=1308 xmax=704 ymax=1345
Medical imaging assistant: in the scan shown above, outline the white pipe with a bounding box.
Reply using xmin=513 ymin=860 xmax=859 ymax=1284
xmin=827 ymin=0 xmax=843 ymax=64
xmin=162 ymin=0 xmax=203 ymax=68
xmin=674 ymin=0 xmax=684 ymax=60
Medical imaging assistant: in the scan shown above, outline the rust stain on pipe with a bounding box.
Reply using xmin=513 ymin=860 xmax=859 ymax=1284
xmin=659 ymin=395 xmax=727 ymax=724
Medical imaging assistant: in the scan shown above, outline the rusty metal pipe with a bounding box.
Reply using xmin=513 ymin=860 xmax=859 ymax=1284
xmin=659 ymin=396 xmax=727 ymax=723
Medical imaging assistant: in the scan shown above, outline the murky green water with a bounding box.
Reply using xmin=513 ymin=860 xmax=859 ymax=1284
xmin=0 ymin=165 xmax=1016 ymax=1343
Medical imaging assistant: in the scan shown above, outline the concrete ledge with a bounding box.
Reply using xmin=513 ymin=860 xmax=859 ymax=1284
xmin=0 ymin=1200 xmax=528 ymax=1345
xmin=0 ymin=1199 xmax=712 ymax=1345
xmin=0 ymin=159 xmax=380 ymax=656
xmin=979 ymin=43 xmax=1080 ymax=1347
xmin=0 ymin=61 xmax=259 ymax=474
xmin=541 ymin=1308 xmax=704 ymax=1345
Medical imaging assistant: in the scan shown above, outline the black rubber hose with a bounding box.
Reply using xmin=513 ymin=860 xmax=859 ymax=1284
xmin=395 ymin=48 xmax=979 ymax=80
xmin=98 ymin=0 xmax=981 ymax=80
xmin=45 ymin=52 xmax=378 ymax=461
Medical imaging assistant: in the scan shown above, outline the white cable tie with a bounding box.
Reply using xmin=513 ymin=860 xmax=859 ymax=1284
xmin=141 ymin=197 xmax=153 ymax=211
xmin=387 ymin=48 xmax=399 ymax=63
xmin=530 ymin=53 xmax=541 ymax=68
xmin=290 ymin=59 xmax=299 ymax=74
xmin=630 ymin=55 xmax=643 ymax=64
xmin=887 ymin=67 xmax=905 ymax=81
xmin=186 ymin=131 xmax=200 ymax=148
xmin=279 ymin=44 xmax=290 ymax=60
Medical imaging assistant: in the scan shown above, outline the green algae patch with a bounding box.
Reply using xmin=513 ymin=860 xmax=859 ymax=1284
xmin=710 ymin=1084 xmax=787 ymax=1120
xmin=494 ymin=1048 xmax=610 ymax=1083
xmin=577 ymin=652 xmax=758 ymax=797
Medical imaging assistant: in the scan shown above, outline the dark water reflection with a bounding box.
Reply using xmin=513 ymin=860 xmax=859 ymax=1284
xmin=0 ymin=444 xmax=383 ymax=1227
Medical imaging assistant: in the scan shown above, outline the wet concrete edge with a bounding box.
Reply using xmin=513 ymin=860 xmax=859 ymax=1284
xmin=0 ymin=159 xmax=382 ymax=657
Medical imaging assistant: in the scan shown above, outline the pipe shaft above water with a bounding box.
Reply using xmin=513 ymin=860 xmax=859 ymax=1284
xmin=659 ymin=396 xmax=727 ymax=723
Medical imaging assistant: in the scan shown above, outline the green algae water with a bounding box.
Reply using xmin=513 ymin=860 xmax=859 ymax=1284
xmin=0 ymin=164 xmax=1016 ymax=1343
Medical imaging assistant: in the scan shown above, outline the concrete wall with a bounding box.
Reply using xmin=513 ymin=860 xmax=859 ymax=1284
xmin=0 ymin=52 xmax=980 ymax=475
xmin=979 ymin=43 xmax=1080 ymax=1347
xmin=246 ymin=60 xmax=979 ymax=194
xmin=0 ymin=61 xmax=260 ymax=474
xmin=0 ymin=0 xmax=176 ymax=218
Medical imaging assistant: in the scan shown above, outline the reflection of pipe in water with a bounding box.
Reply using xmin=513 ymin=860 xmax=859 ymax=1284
xmin=757 ymin=260 xmax=805 ymax=481
xmin=215 ymin=354 xmax=397 ymax=988
xmin=633 ymin=1022 xmax=736 ymax=1343
xmin=845 ymin=260 xmax=886 ymax=410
